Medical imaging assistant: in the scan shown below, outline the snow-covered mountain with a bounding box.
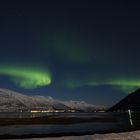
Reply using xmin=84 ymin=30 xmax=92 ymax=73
xmin=61 ymin=100 xmax=105 ymax=112
xmin=0 ymin=88 xmax=105 ymax=112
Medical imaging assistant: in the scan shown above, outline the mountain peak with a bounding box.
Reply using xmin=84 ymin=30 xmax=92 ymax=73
xmin=108 ymin=88 xmax=140 ymax=111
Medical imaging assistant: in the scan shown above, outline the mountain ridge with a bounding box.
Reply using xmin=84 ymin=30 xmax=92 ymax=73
xmin=0 ymin=88 xmax=105 ymax=112
xmin=108 ymin=88 xmax=140 ymax=111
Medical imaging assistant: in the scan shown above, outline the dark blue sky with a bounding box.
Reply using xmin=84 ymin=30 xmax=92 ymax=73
xmin=0 ymin=1 xmax=140 ymax=107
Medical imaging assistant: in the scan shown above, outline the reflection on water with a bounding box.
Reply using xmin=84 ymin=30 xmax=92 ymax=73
xmin=0 ymin=112 xmax=134 ymax=118
xmin=0 ymin=123 xmax=117 ymax=135
xmin=0 ymin=112 xmax=139 ymax=136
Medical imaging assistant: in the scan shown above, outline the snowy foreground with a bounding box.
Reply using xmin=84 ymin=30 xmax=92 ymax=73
xmin=14 ymin=130 xmax=140 ymax=140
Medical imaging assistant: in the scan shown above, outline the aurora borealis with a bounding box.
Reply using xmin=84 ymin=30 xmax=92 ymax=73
xmin=0 ymin=1 xmax=140 ymax=106
xmin=65 ymin=78 xmax=140 ymax=93
xmin=0 ymin=66 xmax=51 ymax=89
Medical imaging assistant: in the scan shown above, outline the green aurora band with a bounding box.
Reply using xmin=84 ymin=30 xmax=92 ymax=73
xmin=0 ymin=66 xmax=51 ymax=89
xmin=65 ymin=78 xmax=140 ymax=93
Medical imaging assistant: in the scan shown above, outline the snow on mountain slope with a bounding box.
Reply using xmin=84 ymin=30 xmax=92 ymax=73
xmin=61 ymin=100 xmax=106 ymax=112
xmin=0 ymin=88 xmax=105 ymax=112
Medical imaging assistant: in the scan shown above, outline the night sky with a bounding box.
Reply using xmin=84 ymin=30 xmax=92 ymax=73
xmin=0 ymin=1 xmax=140 ymax=107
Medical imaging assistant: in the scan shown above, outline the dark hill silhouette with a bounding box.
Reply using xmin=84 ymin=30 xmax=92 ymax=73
xmin=108 ymin=88 xmax=140 ymax=111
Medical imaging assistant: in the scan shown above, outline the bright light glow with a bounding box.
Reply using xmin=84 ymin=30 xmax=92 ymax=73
xmin=0 ymin=66 xmax=51 ymax=89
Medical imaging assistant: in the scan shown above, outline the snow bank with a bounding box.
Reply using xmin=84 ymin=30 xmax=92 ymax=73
xmin=14 ymin=130 xmax=140 ymax=140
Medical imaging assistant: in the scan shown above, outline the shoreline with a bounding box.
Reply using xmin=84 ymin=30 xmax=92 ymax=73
xmin=14 ymin=130 xmax=140 ymax=140
xmin=0 ymin=126 xmax=139 ymax=139
xmin=0 ymin=116 xmax=118 ymax=125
